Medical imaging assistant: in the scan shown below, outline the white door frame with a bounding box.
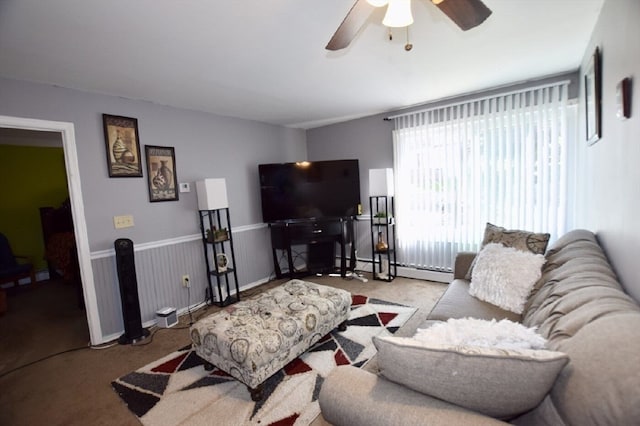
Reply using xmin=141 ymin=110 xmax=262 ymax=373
xmin=0 ymin=115 xmax=102 ymax=345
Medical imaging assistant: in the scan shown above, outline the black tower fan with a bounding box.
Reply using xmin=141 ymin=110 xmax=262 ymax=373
xmin=114 ymin=238 xmax=150 ymax=344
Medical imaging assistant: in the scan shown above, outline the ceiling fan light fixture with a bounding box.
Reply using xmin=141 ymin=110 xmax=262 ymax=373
xmin=366 ymin=0 xmax=389 ymax=7
xmin=382 ymin=0 xmax=414 ymax=28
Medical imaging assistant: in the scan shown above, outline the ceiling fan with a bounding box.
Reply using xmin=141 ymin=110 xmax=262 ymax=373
xmin=326 ymin=0 xmax=492 ymax=51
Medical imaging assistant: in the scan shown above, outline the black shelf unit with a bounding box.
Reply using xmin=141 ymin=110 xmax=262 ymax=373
xmin=369 ymin=196 xmax=397 ymax=281
xmin=199 ymin=207 xmax=240 ymax=307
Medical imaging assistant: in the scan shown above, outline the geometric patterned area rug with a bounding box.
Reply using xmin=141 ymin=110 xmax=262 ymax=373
xmin=112 ymin=294 xmax=417 ymax=426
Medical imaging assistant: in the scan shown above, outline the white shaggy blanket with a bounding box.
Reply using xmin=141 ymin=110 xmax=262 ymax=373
xmin=414 ymin=317 xmax=547 ymax=350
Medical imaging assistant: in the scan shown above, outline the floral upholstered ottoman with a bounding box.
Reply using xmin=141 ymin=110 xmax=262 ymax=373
xmin=190 ymin=279 xmax=351 ymax=400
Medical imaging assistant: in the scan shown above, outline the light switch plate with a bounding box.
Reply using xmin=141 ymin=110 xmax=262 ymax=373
xmin=114 ymin=214 xmax=134 ymax=229
xmin=179 ymin=182 xmax=190 ymax=193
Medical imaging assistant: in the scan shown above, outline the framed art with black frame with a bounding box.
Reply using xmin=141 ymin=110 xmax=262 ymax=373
xmin=584 ymin=47 xmax=602 ymax=145
xmin=102 ymin=114 xmax=143 ymax=177
xmin=145 ymin=145 xmax=179 ymax=202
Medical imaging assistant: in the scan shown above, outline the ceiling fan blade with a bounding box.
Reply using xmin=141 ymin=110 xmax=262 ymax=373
xmin=432 ymin=0 xmax=492 ymax=31
xmin=326 ymin=0 xmax=376 ymax=51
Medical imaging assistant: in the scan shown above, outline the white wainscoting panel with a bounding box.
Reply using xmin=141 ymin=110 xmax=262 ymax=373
xmin=91 ymin=225 xmax=273 ymax=341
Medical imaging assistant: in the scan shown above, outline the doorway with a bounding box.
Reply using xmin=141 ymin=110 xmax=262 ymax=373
xmin=0 ymin=115 xmax=101 ymax=345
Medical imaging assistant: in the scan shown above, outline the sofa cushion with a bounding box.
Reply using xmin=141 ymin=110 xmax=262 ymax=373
xmin=373 ymin=335 xmax=569 ymax=419
xmin=543 ymin=228 xmax=597 ymax=257
xmin=548 ymin=314 xmax=640 ymax=425
xmin=319 ymin=366 xmax=507 ymax=426
xmin=522 ymin=230 xmax=638 ymax=341
xmin=427 ymin=279 xmax=521 ymax=323
xmin=469 ymin=243 xmax=546 ymax=314
xmin=466 ymin=223 xmax=551 ymax=279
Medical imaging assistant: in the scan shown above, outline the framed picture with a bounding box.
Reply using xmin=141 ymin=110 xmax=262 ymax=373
xmin=102 ymin=114 xmax=143 ymax=177
xmin=584 ymin=47 xmax=602 ymax=145
xmin=145 ymin=145 xmax=179 ymax=202
xmin=616 ymin=77 xmax=631 ymax=120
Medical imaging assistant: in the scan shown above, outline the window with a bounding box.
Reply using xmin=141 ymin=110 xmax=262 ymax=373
xmin=392 ymin=82 xmax=573 ymax=271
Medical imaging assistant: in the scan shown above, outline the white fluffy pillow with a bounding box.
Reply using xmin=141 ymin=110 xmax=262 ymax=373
xmin=469 ymin=243 xmax=546 ymax=314
xmin=414 ymin=317 xmax=547 ymax=350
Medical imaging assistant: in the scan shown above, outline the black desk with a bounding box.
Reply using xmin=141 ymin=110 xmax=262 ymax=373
xmin=269 ymin=218 xmax=356 ymax=278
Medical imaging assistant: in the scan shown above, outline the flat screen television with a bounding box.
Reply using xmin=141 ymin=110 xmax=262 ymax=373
xmin=258 ymin=159 xmax=361 ymax=223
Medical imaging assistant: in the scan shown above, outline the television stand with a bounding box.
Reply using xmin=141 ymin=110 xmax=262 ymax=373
xmin=269 ymin=218 xmax=355 ymax=279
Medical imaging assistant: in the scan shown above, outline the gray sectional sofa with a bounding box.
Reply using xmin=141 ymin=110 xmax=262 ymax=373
xmin=319 ymin=229 xmax=640 ymax=425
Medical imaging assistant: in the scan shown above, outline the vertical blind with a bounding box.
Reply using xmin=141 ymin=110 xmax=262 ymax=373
xmin=392 ymin=82 xmax=571 ymax=271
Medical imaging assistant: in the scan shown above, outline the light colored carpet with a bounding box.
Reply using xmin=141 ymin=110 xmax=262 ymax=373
xmin=0 ymin=274 xmax=446 ymax=426
xmin=112 ymin=295 xmax=417 ymax=425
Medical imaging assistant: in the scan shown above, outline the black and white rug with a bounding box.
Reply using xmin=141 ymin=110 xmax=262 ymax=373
xmin=112 ymin=294 xmax=416 ymax=426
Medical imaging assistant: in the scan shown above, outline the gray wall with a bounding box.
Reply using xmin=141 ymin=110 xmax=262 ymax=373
xmin=0 ymin=77 xmax=306 ymax=251
xmin=307 ymin=113 xmax=394 ymax=212
xmin=0 ymin=77 xmax=306 ymax=341
xmin=574 ymin=0 xmax=640 ymax=302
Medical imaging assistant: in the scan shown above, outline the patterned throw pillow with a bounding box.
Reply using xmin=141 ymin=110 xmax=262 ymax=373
xmin=465 ymin=223 xmax=550 ymax=280
xmin=482 ymin=223 xmax=550 ymax=255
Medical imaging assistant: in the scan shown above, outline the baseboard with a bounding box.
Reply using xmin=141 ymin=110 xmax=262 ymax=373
xmin=396 ymin=266 xmax=452 ymax=283
xmin=0 ymin=270 xmax=51 ymax=288
xmin=354 ymin=258 xmax=452 ymax=283
xmin=36 ymin=270 xmax=50 ymax=282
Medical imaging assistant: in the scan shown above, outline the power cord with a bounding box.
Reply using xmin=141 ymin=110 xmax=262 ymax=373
xmin=130 ymin=327 xmax=160 ymax=346
xmin=129 ymin=323 xmax=190 ymax=346
xmin=1 ymin=309 xmax=203 ymax=377
xmin=0 ymin=344 xmax=90 ymax=379
xmin=186 ymin=278 xmax=194 ymax=326
xmin=90 ymin=341 xmax=119 ymax=350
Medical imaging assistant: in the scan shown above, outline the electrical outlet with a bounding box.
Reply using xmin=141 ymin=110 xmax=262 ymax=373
xmin=182 ymin=274 xmax=190 ymax=288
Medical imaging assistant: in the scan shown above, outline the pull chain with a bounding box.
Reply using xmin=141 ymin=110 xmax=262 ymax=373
xmin=405 ymin=26 xmax=413 ymax=51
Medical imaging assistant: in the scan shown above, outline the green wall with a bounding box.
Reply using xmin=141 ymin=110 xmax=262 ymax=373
xmin=0 ymin=144 xmax=69 ymax=272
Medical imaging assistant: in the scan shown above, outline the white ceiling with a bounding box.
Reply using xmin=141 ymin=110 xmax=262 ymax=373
xmin=0 ymin=0 xmax=603 ymax=129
